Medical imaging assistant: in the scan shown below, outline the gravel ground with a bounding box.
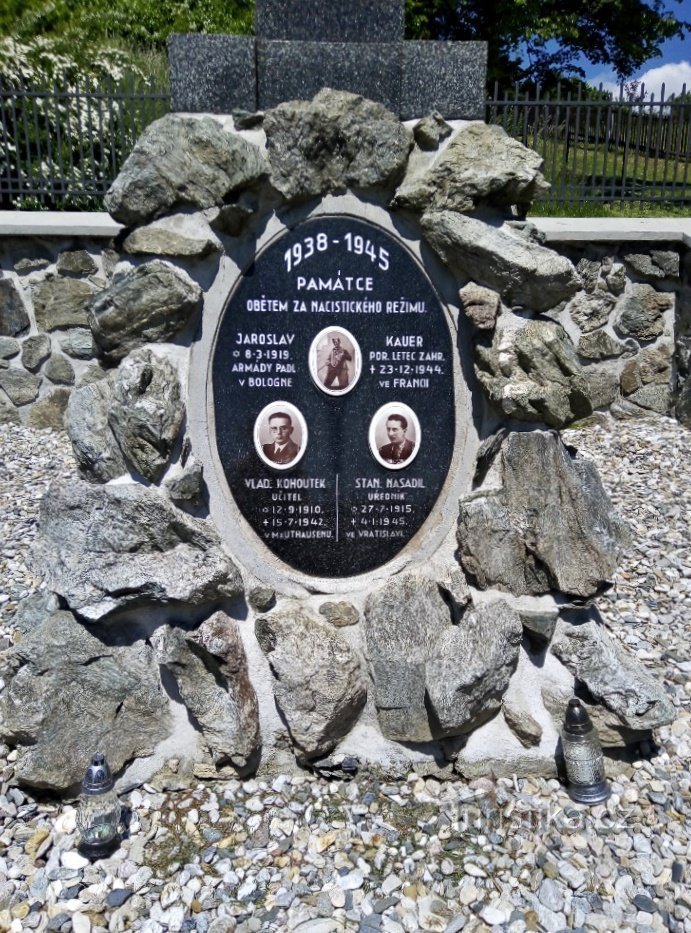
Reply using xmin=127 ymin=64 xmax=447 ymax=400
xmin=0 ymin=416 xmax=689 ymax=933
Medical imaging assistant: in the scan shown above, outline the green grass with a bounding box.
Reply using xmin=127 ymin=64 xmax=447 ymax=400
xmin=516 ymin=131 xmax=690 ymax=217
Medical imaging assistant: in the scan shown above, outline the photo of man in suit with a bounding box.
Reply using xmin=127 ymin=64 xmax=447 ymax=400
xmin=378 ymin=413 xmax=415 ymax=465
xmin=262 ymin=411 xmax=300 ymax=465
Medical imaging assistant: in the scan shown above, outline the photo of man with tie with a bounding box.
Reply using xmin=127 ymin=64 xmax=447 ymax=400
xmin=254 ymin=402 xmax=308 ymax=470
xmin=369 ymin=402 xmax=421 ymax=471
xmin=263 ymin=411 xmax=300 ymax=465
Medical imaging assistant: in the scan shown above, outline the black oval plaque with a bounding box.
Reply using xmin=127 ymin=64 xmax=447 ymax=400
xmin=212 ymin=215 xmax=455 ymax=577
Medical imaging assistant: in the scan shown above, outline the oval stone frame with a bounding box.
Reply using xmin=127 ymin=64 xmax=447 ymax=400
xmin=189 ymin=195 xmax=476 ymax=594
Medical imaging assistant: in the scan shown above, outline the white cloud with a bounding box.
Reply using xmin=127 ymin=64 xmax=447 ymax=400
xmin=588 ymin=61 xmax=691 ymax=99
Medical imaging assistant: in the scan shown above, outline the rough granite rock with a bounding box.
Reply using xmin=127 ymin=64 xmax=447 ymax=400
xmin=413 ymin=111 xmax=452 ymax=150
xmin=458 ymin=430 xmax=629 ymax=598
xmin=154 ymin=613 xmax=260 ymax=773
xmin=577 ymin=330 xmax=629 ymax=360
xmin=363 ymin=576 xmax=519 ymax=741
xmin=21 ymin=334 xmax=52 ymax=372
xmin=318 ymin=601 xmax=360 ymax=627
xmin=32 ymin=278 xmax=94 ymax=331
xmin=0 ymin=337 xmax=19 ymax=362
xmin=263 ymin=88 xmax=413 ymax=201
xmin=584 ymin=366 xmax=620 ymax=410
xmin=625 ymin=384 xmax=672 ymax=414
xmin=458 ymin=282 xmax=501 ymax=331
xmin=421 ymin=212 xmax=580 ymax=312
xmin=550 ymin=617 xmax=675 ymax=732
xmin=67 ymin=378 xmax=127 ymax=481
xmin=27 ymin=388 xmax=70 ymax=431
xmin=614 ymin=284 xmax=673 ymax=340
xmin=474 ymin=317 xmax=592 ymax=428
xmin=0 ymin=279 xmax=30 ymax=336
xmin=89 ymin=260 xmax=202 ymax=362
xmin=567 ymin=292 xmax=616 ymax=333
xmin=0 ymin=610 xmax=169 ymax=791
xmin=576 ymin=258 xmax=602 ymax=293
xmin=393 ymin=122 xmax=549 ymax=215
xmin=426 ymin=601 xmax=523 ymax=736
xmin=255 ymin=605 xmax=367 ymax=762
xmin=605 ymin=263 xmax=627 ymax=295
xmin=44 ymin=353 xmax=75 ymax=386
xmin=108 ymin=349 xmax=185 ymax=482
xmin=163 ymin=457 xmax=206 ymax=504
xmin=0 ymin=369 xmax=41 ymax=406
xmin=620 ymin=342 xmax=673 ymax=395
xmin=364 ymin=575 xmax=449 ymax=742
xmin=56 ymin=250 xmax=98 ymax=277
xmin=623 ymin=250 xmax=680 ymax=281
xmin=0 ymin=393 xmax=20 ymax=424
xmin=502 ymin=688 xmax=543 ymax=748
xmin=34 ymin=478 xmax=243 ymax=621
xmin=105 ymin=113 xmax=267 ymax=226
xmin=123 ymin=213 xmax=222 ymax=258
xmin=58 ymin=328 xmax=96 ymax=359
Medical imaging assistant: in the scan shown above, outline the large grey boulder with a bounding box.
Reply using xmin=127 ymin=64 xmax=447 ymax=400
xmin=34 ymin=478 xmax=243 ymax=621
xmin=154 ymin=612 xmax=260 ymax=774
xmin=0 ymin=610 xmax=169 ymax=791
xmin=108 ymin=349 xmax=185 ymax=482
xmin=550 ymin=617 xmax=675 ymax=732
xmin=0 ymin=279 xmax=30 ymax=336
xmin=67 ymin=379 xmax=128 ymax=482
xmin=614 ymin=284 xmax=673 ymax=340
xmin=364 ymin=574 xmax=450 ymax=742
xmin=123 ymin=213 xmax=222 ymax=258
xmin=458 ymin=431 xmax=629 ymax=598
xmin=426 ymin=601 xmax=522 ymax=736
xmin=393 ymin=122 xmax=549 ymax=215
xmin=363 ymin=576 xmax=520 ymax=741
xmin=475 ymin=318 xmax=592 ymax=428
xmin=105 ymin=114 xmax=267 ymax=227
xmin=421 ymin=212 xmax=580 ymax=312
xmin=32 ymin=278 xmax=94 ymax=331
xmin=89 ymin=261 xmax=202 ymax=362
xmin=255 ymin=605 xmax=366 ymax=762
xmin=263 ymin=88 xmax=413 ymax=201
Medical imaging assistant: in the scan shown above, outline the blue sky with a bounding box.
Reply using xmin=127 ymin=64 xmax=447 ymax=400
xmin=583 ymin=0 xmax=690 ymax=97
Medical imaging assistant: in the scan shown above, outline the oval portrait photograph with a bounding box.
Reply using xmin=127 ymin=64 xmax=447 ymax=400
xmin=308 ymin=326 xmax=362 ymax=396
xmin=254 ymin=401 xmax=308 ymax=470
xmin=368 ymin=403 xmax=421 ymax=470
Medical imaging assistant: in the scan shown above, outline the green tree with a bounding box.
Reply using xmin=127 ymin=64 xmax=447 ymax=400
xmin=1 ymin=0 xmax=253 ymax=52
xmin=404 ymin=0 xmax=689 ymax=87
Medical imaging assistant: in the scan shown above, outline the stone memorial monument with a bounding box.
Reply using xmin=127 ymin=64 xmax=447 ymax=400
xmin=0 ymin=0 xmax=676 ymax=792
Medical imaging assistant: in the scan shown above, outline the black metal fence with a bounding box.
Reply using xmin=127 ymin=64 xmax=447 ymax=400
xmin=0 ymin=74 xmax=689 ymax=211
xmin=488 ymin=81 xmax=691 ymax=210
xmin=0 ymin=73 xmax=170 ymax=210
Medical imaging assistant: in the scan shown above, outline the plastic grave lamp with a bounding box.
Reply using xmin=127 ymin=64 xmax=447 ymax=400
xmin=77 ymin=753 xmax=122 ymax=859
xmin=562 ymin=698 xmax=612 ymax=805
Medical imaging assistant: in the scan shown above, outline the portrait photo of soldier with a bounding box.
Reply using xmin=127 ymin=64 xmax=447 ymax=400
xmin=369 ymin=403 xmax=421 ymax=470
xmin=254 ymin=402 xmax=308 ymax=470
xmin=309 ymin=327 xmax=361 ymax=396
